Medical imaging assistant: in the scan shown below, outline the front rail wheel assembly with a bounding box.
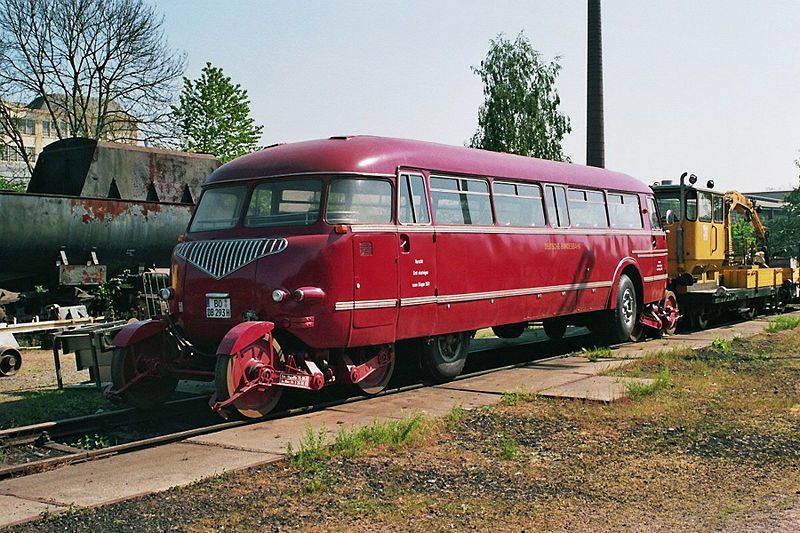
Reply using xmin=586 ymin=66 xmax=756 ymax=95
xmin=0 ymin=347 xmax=22 ymax=377
xmin=215 ymin=336 xmax=285 ymax=419
xmin=422 ymin=332 xmax=469 ymax=383
xmin=110 ymin=337 xmax=178 ymax=409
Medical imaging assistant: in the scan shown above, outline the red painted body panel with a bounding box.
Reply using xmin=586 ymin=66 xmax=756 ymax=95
xmin=173 ymin=136 xmax=666 ymax=354
xmin=113 ymin=319 xmax=168 ymax=348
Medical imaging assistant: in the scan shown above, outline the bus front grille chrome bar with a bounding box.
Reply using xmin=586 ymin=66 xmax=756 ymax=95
xmin=175 ymin=238 xmax=288 ymax=279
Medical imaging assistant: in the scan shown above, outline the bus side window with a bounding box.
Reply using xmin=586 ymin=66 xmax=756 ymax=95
xmin=399 ymin=173 xmax=430 ymax=224
xmin=647 ymin=197 xmax=662 ymax=230
xmin=544 ymin=184 xmax=570 ymax=228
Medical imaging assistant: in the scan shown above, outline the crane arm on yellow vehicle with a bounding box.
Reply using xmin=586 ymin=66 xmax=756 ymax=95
xmin=724 ymin=191 xmax=769 ymax=261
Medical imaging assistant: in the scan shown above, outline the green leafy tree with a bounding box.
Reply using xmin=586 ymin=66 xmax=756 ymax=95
xmin=766 ymin=156 xmax=800 ymax=258
xmin=0 ymin=176 xmax=25 ymax=192
xmin=172 ymin=63 xmax=263 ymax=162
xmin=469 ymin=32 xmax=571 ymax=161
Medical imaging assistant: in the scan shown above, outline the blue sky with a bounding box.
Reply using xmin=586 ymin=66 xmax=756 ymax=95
xmin=157 ymin=0 xmax=800 ymax=192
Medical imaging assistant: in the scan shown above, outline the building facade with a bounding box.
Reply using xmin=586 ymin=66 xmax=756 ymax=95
xmin=1 ymin=98 xmax=137 ymax=185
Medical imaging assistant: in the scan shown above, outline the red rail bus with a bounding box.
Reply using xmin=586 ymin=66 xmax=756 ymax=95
xmin=111 ymin=136 xmax=678 ymax=418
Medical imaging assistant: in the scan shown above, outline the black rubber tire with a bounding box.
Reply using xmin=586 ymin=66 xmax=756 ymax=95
xmin=693 ymin=311 xmax=710 ymax=330
xmin=422 ymin=332 xmax=469 ymax=383
xmin=0 ymin=349 xmax=21 ymax=377
xmin=492 ymin=323 xmax=526 ymax=339
xmin=543 ymin=318 xmax=567 ymax=340
xmin=111 ymin=347 xmax=177 ymax=410
xmin=603 ymin=274 xmax=639 ymax=344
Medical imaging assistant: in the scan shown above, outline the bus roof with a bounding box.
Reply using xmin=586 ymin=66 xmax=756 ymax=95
xmin=205 ymin=136 xmax=650 ymax=194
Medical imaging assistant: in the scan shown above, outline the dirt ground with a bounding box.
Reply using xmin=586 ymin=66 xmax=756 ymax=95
xmin=9 ymin=327 xmax=799 ymax=532
xmin=0 ymin=349 xmax=113 ymax=429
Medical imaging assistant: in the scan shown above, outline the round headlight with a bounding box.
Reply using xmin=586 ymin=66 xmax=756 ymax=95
xmin=159 ymin=287 xmax=174 ymax=301
xmin=272 ymin=289 xmax=288 ymax=303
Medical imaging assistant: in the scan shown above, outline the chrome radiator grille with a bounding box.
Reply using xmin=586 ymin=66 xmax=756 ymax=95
xmin=174 ymin=238 xmax=288 ymax=279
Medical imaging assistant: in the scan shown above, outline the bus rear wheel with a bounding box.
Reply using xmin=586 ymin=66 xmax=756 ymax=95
xmin=603 ymin=274 xmax=639 ymax=344
xmin=422 ymin=332 xmax=469 ymax=383
xmin=543 ymin=318 xmax=567 ymax=340
xmin=492 ymin=323 xmax=526 ymax=339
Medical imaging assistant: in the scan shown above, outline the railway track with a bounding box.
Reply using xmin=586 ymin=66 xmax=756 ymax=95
xmin=0 ymin=328 xmax=595 ymax=481
xmin=0 ymin=311 xmax=784 ymax=482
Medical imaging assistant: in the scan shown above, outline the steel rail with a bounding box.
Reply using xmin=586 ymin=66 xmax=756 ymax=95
xmin=0 ymin=334 xmax=581 ymax=481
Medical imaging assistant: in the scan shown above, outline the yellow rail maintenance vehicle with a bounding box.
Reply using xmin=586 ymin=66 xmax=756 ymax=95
xmin=652 ymin=173 xmax=799 ymax=329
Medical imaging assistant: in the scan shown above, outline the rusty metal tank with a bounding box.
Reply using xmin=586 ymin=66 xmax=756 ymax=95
xmin=0 ymin=138 xmax=220 ymax=288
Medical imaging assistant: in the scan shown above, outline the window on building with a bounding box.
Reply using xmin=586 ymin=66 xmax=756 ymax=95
xmin=493 ymin=181 xmax=546 ymax=226
xmin=544 ymin=184 xmax=570 ymax=227
xmin=567 ymin=188 xmax=609 ymax=228
xmin=42 ymin=120 xmax=54 ymax=137
xmin=398 ymin=173 xmax=430 ymax=224
xmin=15 ymin=118 xmax=35 ymax=135
xmin=607 ymin=193 xmax=643 ymax=229
xmin=0 ymin=144 xmax=7 ymax=161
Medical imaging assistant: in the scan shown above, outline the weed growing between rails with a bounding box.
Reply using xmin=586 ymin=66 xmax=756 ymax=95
xmin=767 ymin=314 xmax=800 ymax=333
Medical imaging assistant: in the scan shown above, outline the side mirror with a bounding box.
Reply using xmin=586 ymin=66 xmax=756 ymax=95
xmin=664 ymin=209 xmax=676 ymax=225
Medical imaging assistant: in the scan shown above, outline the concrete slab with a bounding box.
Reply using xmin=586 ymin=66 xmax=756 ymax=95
xmin=0 ymin=442 xmax=274 ymax=509
xmin=189 ymin=388 xmax=498 ymax=455
xmin=329 ymin=386 xmax=498 ymax=418
xmin=0 ymin=494 xmax=63 ymax=527
xmin=538 ymin=376 xmax=655 ymax=402
xmin=187 ymin=409 xmax=371 ymax=455
xmin=525 ymin=356 xmax=631 ymax=375
xmin=437 ymin=367 xmax=586 ymax=395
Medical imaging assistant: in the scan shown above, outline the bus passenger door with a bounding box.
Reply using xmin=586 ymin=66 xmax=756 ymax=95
xmin=396 ymin=172 xmax=437 ymax=339
xmin=352 ymin=232 xmax=399 ymax=330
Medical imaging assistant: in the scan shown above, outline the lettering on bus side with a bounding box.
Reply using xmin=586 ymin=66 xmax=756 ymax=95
xmin=544 ymin=242 xmax=581 ymax=250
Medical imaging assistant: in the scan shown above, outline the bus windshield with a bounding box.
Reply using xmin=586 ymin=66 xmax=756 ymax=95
xmin=244 ymin=179 xmax=322 ymax=227
xmin=190 ymin=179 xmax=324 ymax=232
xmin=190 ymin=185 xmax=248 ymax=231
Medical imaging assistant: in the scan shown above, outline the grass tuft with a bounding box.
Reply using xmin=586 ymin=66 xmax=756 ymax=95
xmin=446 ymin=405 xmax=468 ymax=425
xmin=711 ymin=337 xmax=732 ymax=354
xmin=501 ymin=391 xmax=532 ymax=406
xmin=498 ymin=435 xmax=518 ymax=460
xmin=581 ymin=346 xmax=613 ymax=362
xmin=288 ymin=416 xmax=428 ymax=469
xmin=766 ymin=314 xmax=800 ymax=333
xmin=626 ymin=366 xmax=672 ymax=401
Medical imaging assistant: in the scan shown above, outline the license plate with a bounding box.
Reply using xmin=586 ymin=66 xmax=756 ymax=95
xmin=278 ymin=373 xmax=311 ymax=389
xmin=206 ymin=295 xmax=231 ymax=319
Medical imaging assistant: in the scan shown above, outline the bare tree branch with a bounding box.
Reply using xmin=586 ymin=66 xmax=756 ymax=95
xmin=0 ymin=0 xmax=185 ymax=149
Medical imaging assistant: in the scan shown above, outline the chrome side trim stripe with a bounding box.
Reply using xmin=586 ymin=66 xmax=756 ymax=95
xmin=349 ymin=225 xmax=664 ymax=237
xmin=334 ymin=298 xmax=399 ymax=311
xmin=632 ymin=248 xmax=668 ymax=254
xmin=643 ymin=274 xmax=669 ymax=282
xmin=336 ymin=280 xmax=615 ymax=310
